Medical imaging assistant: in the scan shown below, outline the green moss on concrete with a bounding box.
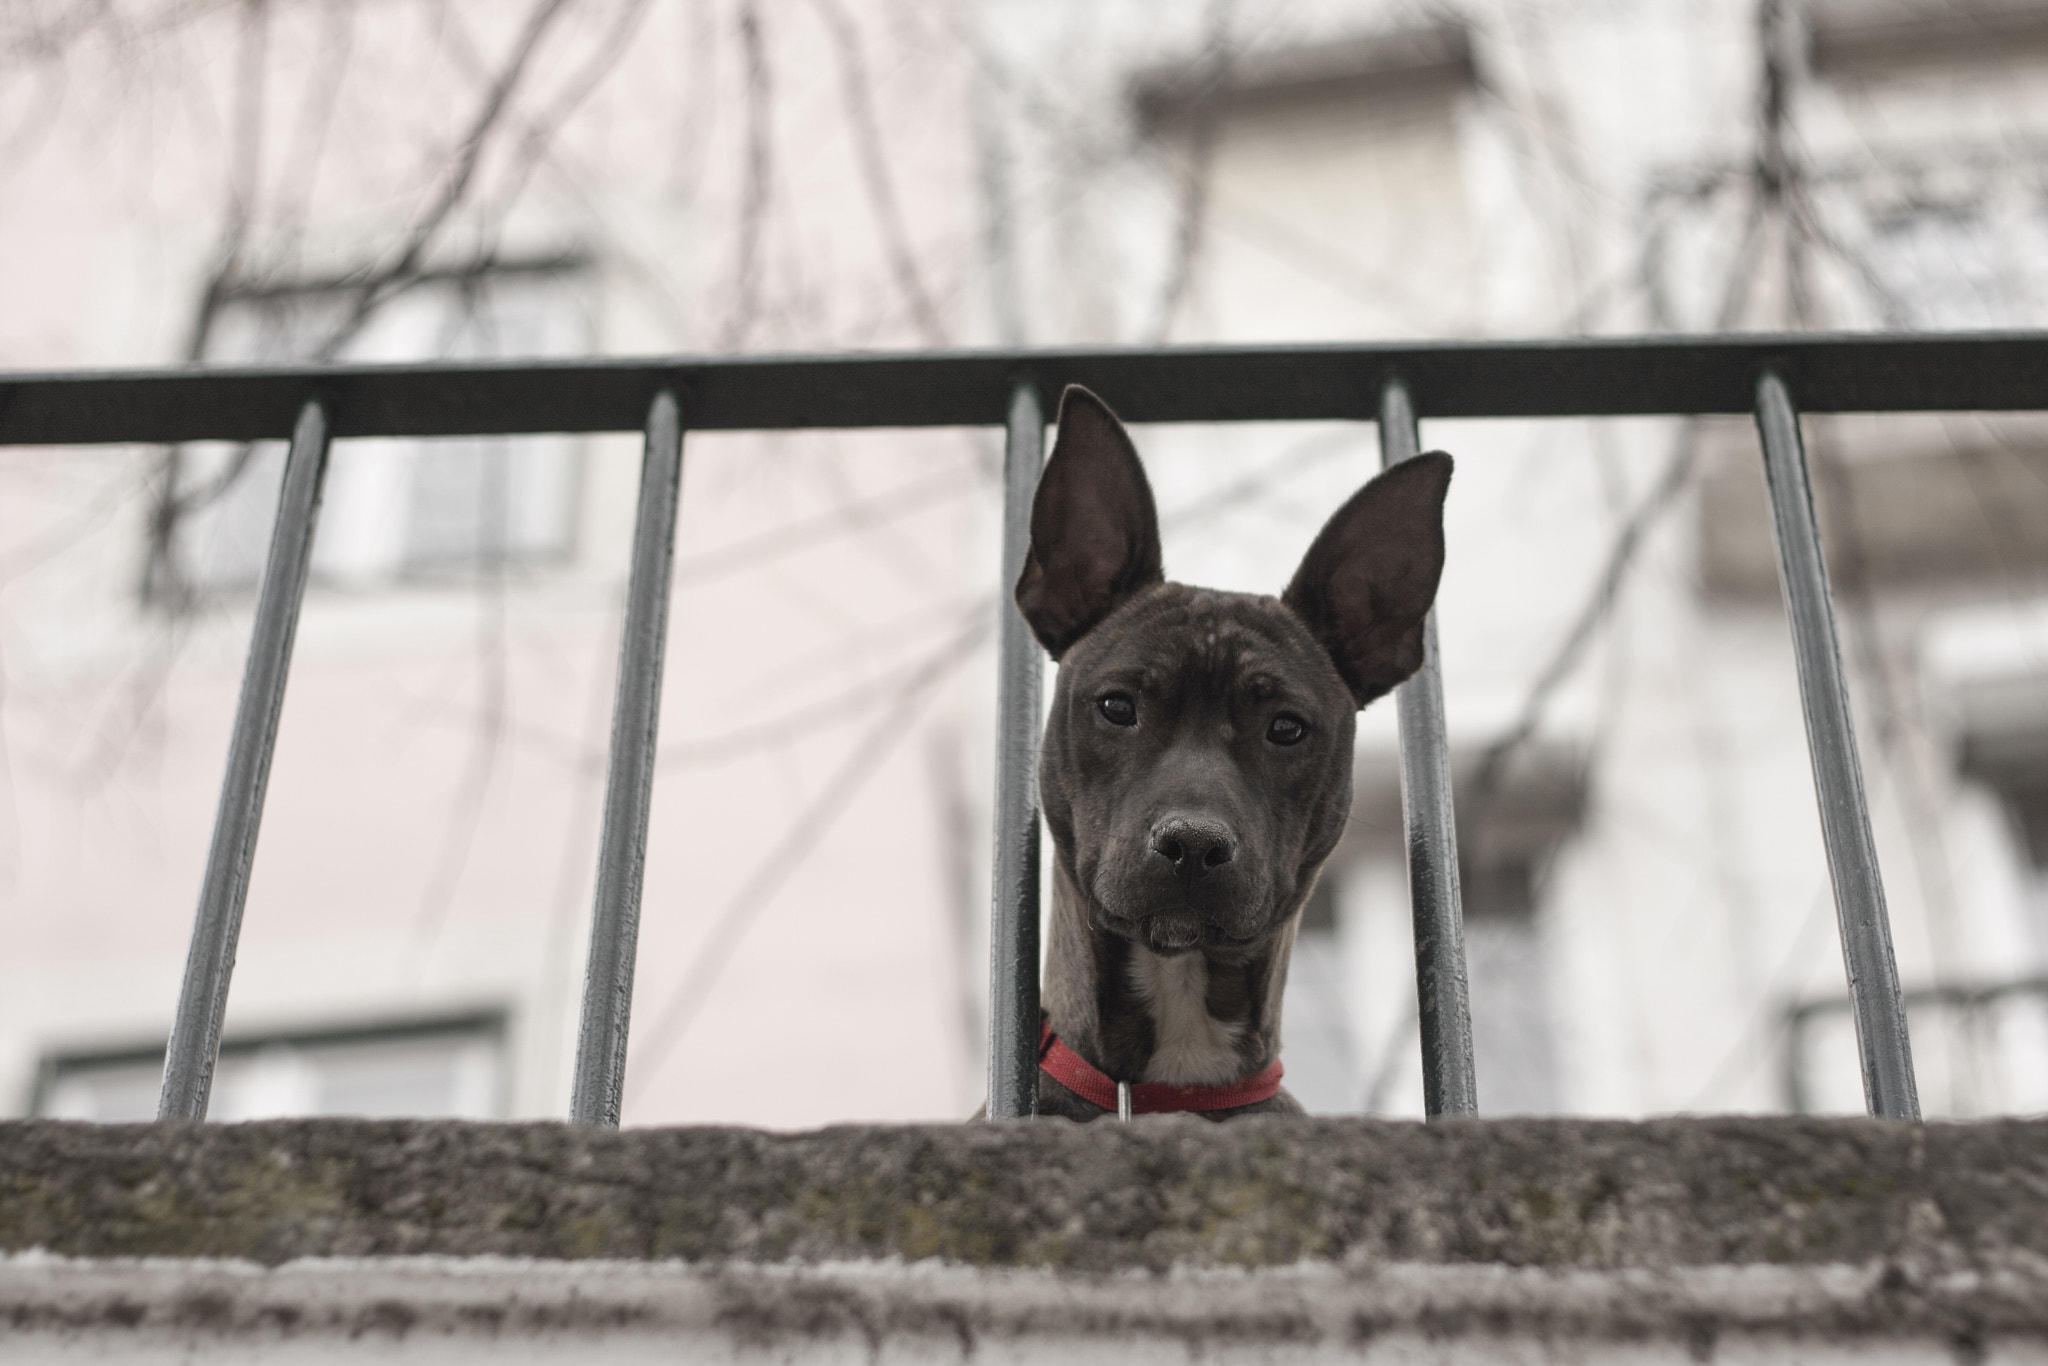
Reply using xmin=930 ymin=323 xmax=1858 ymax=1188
xmin=0 ymin=1115 xmax=2042 ymax=1271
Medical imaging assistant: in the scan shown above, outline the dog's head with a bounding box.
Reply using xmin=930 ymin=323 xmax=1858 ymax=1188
xmin=1019 ymin=386 xmax=1452 ymax=959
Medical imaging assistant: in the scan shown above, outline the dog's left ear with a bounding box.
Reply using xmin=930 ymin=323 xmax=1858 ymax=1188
xmin=1015 ymin=386 xmax=1165 ymax=658
xmin=1283 ymin=452 xmax=1453 ymax=707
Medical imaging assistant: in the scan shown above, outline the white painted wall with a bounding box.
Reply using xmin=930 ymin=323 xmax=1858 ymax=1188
xmin=3 ymin=0 xmax=2047 ymax=1127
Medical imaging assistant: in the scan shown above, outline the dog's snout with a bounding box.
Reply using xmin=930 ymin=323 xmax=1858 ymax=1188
xmin=1150 ymin=817 xmax=1237 ymax=878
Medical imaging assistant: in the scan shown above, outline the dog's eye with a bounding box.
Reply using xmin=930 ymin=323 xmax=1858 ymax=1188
xmin=1267 ymin=713 xmax=1309 ymax=746
xmin=1098 ymin=692 xmax=1137 ymax=726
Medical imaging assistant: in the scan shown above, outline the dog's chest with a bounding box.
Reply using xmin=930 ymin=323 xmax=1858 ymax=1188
xmin=1128 ymin=948 xmax=1243 ymax=1084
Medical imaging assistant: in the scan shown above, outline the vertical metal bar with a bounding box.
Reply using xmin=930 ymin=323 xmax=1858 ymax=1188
xmin=987 ymin=381 xmax=1046 ymax=1119
xmin=1378 ymin=379 xmax=1478 ymax=1119
xmin=570 ymin=389 xmax=685 ymax=1126
xmin=158 ymin=400 xmax=331 ymax=1121
xmin=1753 ymin=371 xmax=1919 ymax=1120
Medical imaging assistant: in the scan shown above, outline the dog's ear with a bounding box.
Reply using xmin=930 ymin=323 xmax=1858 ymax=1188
xmin=1015 ymin=386 xmax=1165 ymax=658
xmin=1283 ymin=452 xmax=1453 ymax=707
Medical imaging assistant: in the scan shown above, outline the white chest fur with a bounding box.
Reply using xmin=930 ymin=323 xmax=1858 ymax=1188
xmin=1128 ymin=947 xmax=1243 ymax=1085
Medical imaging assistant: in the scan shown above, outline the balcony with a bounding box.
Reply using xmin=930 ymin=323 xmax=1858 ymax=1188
xmin=5 ymin=333 xmax=2048 ymax=1359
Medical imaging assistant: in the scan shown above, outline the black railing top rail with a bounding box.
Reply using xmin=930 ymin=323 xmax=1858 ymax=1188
xmin=4 ymin=331 xmax=2048 ymax=445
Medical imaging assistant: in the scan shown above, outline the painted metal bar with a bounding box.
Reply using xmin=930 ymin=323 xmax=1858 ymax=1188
xmin=987 ymin=380 xmax=1046 ymax=1119
xmin=1378 ymin=379 xmax=1478 ymax=1119
xmin=1753 ymin=371 xmax=1919 ymax=1121
xmin=158 ymin=401 xmax=332 ymax=1121
xmin=12 ymin=332 xmax=2048 ymax=447
xmin=570 ymin=389 xmax=686 ymax=1126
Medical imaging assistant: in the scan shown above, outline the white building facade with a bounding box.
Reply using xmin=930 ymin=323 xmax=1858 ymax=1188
xmin=1 ymin=0 xmax=2045 ymax=1127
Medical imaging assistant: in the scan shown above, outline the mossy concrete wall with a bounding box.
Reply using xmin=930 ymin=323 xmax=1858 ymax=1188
xmin=3 ymin=1115 xmax=2047 ymax=1362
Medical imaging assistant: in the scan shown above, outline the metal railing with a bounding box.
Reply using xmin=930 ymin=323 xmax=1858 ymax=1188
xmin=10 ymin=332 xmax=2040 ymax=1124
xmin=1785 ymin=977 xmax=2048 ymax=1116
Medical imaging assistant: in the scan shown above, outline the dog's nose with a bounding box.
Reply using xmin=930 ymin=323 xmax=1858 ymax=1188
xmin=1150 ymin=817 xmax=1236 ymax=878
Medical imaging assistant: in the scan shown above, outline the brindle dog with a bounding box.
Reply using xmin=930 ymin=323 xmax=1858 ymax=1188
xmin=1017 ymin=385 xmax=1452 ymax=1120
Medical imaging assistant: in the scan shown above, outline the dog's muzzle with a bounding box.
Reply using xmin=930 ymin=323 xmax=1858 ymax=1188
xmin=1097 ymin=814 xmax=1264 ymax=953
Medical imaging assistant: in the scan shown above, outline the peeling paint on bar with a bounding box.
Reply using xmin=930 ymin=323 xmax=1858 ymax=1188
xmin=570 ymin=391 xmax=686 ymax=1127
xmin=1753 ymin=373 xmax=1919 ymax=1120
xmin=158 ymin=401 xmax=332 ymax=1122
xmin=988 ymin=382 xmax=1046 ymax=1120
xmin=1377 ymin=379 xmax=1476 ymax=1119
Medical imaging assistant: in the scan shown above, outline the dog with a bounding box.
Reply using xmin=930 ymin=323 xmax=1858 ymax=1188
xmin=1017 ymin=385 xmax=1452 ymax=1121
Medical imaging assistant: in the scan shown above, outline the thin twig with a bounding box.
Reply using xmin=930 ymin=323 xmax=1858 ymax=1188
xmin=470 ymin=0 xmax=659 ymax=248
xmin=312 ymin=0 xmax=578 ymax=359
xmin=673 ymin=467 xmax=980 ymax=587
xmin=1147 ymin=0 xmax=1235 ymax=343
xmin=143 ymin=0 xmax=579 ymax=606
xmin=140 ymin=0 xmax=276 ymax=606
xmin=268 ymin=0 xmax=355 ymax=248
xmin=1467 ymin=190 xmax=1768 ymax=809
xmin=808 ymin=0 xmax=951 ymax=345
xmin=621 ymin=611 xmax=992 ymax=1107
xmin=413 ymin=300 xmax=519 ymax=943
xmin=719 ymin=0 xmax=773 ymax=350
xmin=655 ymin=600 xmax=991 ymax=769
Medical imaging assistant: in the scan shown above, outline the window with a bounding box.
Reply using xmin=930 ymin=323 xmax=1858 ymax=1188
xmin=1801 ymin=0 xmax=2048 ymax=331
xmin=1860 ymin=201 xmax=2020 ymax=329
xmin=1131 ymin=26 xmax=1478 ymax=342
xmin=32 ymin=1014 xmax=506 ymax=1122
xmin=166 ymin=262 xmax=592 ymax=597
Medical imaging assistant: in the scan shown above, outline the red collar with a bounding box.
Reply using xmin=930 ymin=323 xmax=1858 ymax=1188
xmin=1038 ymin=1018 xmax=1284 ymax=1114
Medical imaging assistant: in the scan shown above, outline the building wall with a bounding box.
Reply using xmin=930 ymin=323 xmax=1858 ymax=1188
xmin=4 ymin=0 xmax=2048 ymax=1127
xmin=0 ymin=0 xmax=993 ymax=1128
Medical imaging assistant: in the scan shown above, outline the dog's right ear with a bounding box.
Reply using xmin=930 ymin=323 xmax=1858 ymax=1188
xmin=1015 ymin=386 xmax=1165 ymax=658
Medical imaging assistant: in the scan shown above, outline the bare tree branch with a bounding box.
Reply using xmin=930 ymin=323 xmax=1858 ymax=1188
xmin=269 ymin=0 xmax=357 ymax=251
xmin=1146 ymin=0 xmax=1234 ymax=343
xmin=656 ymin=599 xmax=991 ymax=769
xmin=312 ymin=0 xmax=579 ymax=359
xmin=621 ymin=607 xmax=991 ymax=1105
xmin=809 ymin=0 xmax=951 ymax=345
xmin=1468 ymin=188 xmax=1769 ymax=809
xmin=674 ymin=467 xmax=980 ymax=588
xmin=0 ymin=0 xmax=117 ymax=70
xmin=470 ymin=0 xmax=659 ymax=247
xmin=718 ymin=0 xmax=773 ymax=349
xmin=139 ymin=0 xmax=276 ymax=609
xmin=142 ymin=0 xmax=584 ymax=606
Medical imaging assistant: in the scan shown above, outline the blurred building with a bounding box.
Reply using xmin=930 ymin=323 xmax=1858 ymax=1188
xmin=2 ymin=0 xmax=2046 ymax=1126
xmin=0 ymin=0 xmax=989 ymax=1128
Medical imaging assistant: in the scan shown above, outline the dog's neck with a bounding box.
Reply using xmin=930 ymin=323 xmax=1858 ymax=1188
xmin=1042 ymin=859 xmax=1295 ymax=1086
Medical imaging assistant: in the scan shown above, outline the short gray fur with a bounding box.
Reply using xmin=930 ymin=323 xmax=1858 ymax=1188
xmin=1377 ymin=380 xmax=1478 ymax=1118
xmin=157 ymin=401 xmax=333 ymax=1121
xmin=987 ymin=382 xmax=1046 ymax=1119
xmin=571 ymin=390 xmax=685 ymax=1127
xmin=1752 ymin=372 xmax=1919 ymax=1121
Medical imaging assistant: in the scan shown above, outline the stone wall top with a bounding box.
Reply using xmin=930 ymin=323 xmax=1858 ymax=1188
xmin=4 ymin=1115 xmax=2046 ymax=1273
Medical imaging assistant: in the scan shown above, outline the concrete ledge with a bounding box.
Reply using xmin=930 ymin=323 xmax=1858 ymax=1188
xmin=4 ymin=1116 xmax=2047 ymax=1358
xmin=7 ymin=1116 xmax=2048 ymax=1269
xmin=4 ymin=1253 xmax=2047 ymax=1361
